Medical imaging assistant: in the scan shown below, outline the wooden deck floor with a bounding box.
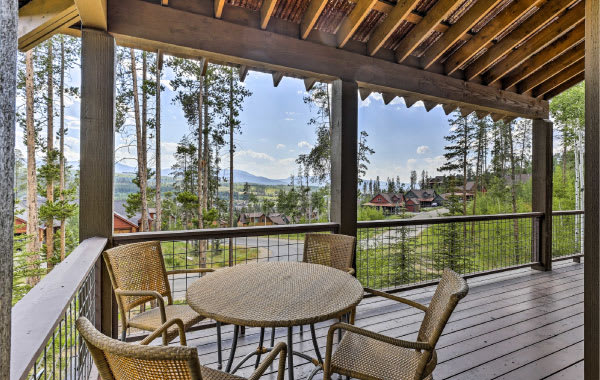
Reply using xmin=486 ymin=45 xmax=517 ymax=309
xmin=184 ymin=260 xmax=584 ymax=379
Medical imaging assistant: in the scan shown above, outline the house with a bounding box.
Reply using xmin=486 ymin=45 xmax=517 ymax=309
xmin=14 ymin=205 xmax=61 ymax=243
xmin=237 ymin=212 xmax=290 ymax=227
xmin=113 ymin=201 xmax=154 ymax=233
xmin=427 ymin=176 xmax=445 ymax=188
xmin=404 ymin=189 xmax=445 ymax=207
xmin=404 ymin=198 xmax=421 ymax=213
xmin=363 ymin=193 xmax=404 ymax=214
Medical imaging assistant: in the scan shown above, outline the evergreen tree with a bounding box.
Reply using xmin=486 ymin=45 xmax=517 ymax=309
xmin=410 ymin=170 xmax=417 ymax=189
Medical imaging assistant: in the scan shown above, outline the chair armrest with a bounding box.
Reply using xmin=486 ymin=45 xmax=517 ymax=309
xmin=323 ymin=323 xmax=430 ymax=379
xmin=364 ymin=288 xmax=428 ymax=312
xmin=166 ymin=268 xmax=215 ymax=275
xmin=140 ymin=318 xmax=186 ymax=346
xmin=248 ymin=342 xmax=287 ymax=380
xmin=114 ymin=289 xmax=167 ymax=324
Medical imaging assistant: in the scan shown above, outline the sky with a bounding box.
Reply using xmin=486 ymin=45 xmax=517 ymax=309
xmin=14 ymin=56 xmax=461 ymax=184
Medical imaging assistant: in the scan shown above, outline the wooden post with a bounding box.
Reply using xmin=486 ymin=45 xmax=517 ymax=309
xmin=585 ymin=0 xmax=600 ymax=378
xmin=330 ymin=79 xmax=358 ymax=241
xmin=0 ymin=0 xmax=18 ymax=377
xmin=531 ymin=119 xmax=553 ymax=271
xmin=79 ymin=28 xmax=116 ymax=337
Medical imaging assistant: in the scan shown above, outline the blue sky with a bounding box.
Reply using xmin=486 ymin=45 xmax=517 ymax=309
xmin=15 ymin=58 xmax=455 ymax=184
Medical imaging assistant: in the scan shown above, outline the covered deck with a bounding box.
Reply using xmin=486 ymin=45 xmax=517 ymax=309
xmin=187 ymin=260 xmax=583 ymax=379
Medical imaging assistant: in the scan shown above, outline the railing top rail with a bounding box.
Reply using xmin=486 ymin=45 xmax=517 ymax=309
xmin=10 ymin=237 xmax=108 ymax=380
xmin=357 ymin=212 xmax=545 ymax=228
xmin=112 ymin=222 xmax=340 ymax=244
xmin=552 ymin=210 xmax=585 ymax=215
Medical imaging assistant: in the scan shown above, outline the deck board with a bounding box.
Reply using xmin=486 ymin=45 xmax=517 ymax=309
xmin=179 ymin=260 xmax=584 ymax=379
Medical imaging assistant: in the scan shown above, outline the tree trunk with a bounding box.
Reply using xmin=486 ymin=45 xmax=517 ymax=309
xmin=202 ymin=78 xmax=210 ymax=216
xmin=507 ymin=122 xmax=520 ymax=262
xmin=155 ymin=53 xmax=162 ymax=231
xmin=562 ymin=140 xmax=567 ymax=185
xmin=46 ymin=41 xmax=54 ymax=270
xmin=141 ymin=52 xmax=149 ymax=230
xmin=59 ymin=36 xmax=66 ymax=262
xmin=25 ymin=50 xmax=40 ymax=286
xmin=130 ymin=48 xmax=149 ymax=232
xmin=228 ymin=70 xmax=234 ymax=266
xmin=197 ymin=76 xmax=206 ymax=267
xmin=462 ymin=118 xmax=467 ymax=216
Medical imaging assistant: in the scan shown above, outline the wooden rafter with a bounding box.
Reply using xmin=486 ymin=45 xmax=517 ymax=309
xmin=395 ymin=0 xmax=463 ymax=63
xmin=483 ymin=3 xmax=584 ymax=85
xmin=382 ymin=93 xmax=396 ymax=105
xmin=490 ymin=113 xmax=504 ymax=122
xmin=518 ymin=42 xmax=584 ymax=93
xmin=460 ymin=107 xmax=474 ymax=117
xmin=420 ymin=0 xmax=503 ymax=70
xmin=543 ymin=71 xmax=583 ymax=99
xmin=272 ymin=72 xmax=284 ymax=87
xmin=260 ymin=0 xmax=278 ymax=30
xmin=367 ymin=0 xmax=419 ymax=56
xmin=239 ymin=65 xmax=249 ymax=82
xmin=445 ymin=0 xmax=539 ymax=76
xmin=423 ymin=101 xmax=437 ymax=112
xmin=502 ymin=21 xmax=584 ymax=89
xmin=337 ymin=0 xmax=379 ymax=48
xmin=359 ymin=88 xmax=372 ymax=100
xmin=532 ymin=58 xmax=584 ymax=97
xmin=214 ymin=0 xmax=225 ymax=18
xmin=475 ymin=110 xmax=489 ymax=119
xmin=18 ymin=0 xmax=79 ymax=51
xmin=403 ymin=95 xmax=419 ymax=108
xmin=110 ymin=0 xmax=550 ymax=118
xmin=304 ymin=77 xmax=318 ymax=91
xmin=442 ymin=103 xmax=458 ymax=115
xmin=301 ymin=0 xmax=328 ymax=39
xmin=464 ymin=0 xmax=575 ymax=81
xmin=73 ymin=0 xmax=107 ymax=30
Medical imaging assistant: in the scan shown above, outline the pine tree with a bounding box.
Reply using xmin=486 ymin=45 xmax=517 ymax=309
xmin=155 ymin=53 xmax=163 ymax=231
xmin=410 ymin=170 xmax=417 ymax=189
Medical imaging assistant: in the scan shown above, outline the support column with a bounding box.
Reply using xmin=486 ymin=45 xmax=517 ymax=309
xmin=0 ymin=0 xmax=18 ymax=377
xmin=79 ymin=29 xmax=115 ymax=337
xmin=531 ymin=119 xmax=553 ymax=271
xmin=585 ymin=0 xmax=600 ymax=378
xmin=330 ymin=79 xmax=358 ymax=238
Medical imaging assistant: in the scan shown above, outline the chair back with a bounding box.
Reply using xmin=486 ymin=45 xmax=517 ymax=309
xmin=104 ymin=241 xmax=172 ymax=313
xmin=417 ymin=268 xmax=468 ymax=346
xmin=303 ymin=233 xmax=356 ymax=272
xmin=76 ymin=317 xmax=202 ymax=380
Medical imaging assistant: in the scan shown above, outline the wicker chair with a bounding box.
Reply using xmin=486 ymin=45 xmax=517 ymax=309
xmin=103 ymin=241 xmax=216 ymax=347
xmin=303 ymin=233 xmax=356 ymax=275
xmin=76 ymin=317 xmax=287 ymax=380
xmin=321 ymin=268 xmax=468 ymax=380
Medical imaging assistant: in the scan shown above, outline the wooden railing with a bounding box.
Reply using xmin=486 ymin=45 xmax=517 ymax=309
xmin=9 ymin=211 xmax=584 ymax=379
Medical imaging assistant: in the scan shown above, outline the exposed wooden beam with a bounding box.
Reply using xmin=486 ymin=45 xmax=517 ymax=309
xmin=338 ymin=0 xmax=379 ymax=48
xmin=502 ymin=22 xmax=584 ymax=89
xmin=367 ymin=0 xmax=419 ymax=56
xmin=420 ymin=0 xmax=503 ymax=70
xmin=109 ymin=0 xmax=550 ymax=118
xmin=395 ymin=0 xmax=462 ymax=63
xmin=475 ymin=110 xmax=489 ymax=119
xmin=423 ymin=101 xmax=437 ymax=112
xmin=382 ymin=92 xmax=396 ymax=105
xmin=73 ymin=0 xmax=107 ymax=30
xmin=518 ymin=42 xmax=584 ymax=93
xmin=260 ymin=0 xmax=278 ymax=30
xmin=301 ymin=0 xmax=328 ymax=40
xmin=239 ymin=65 xmax=249 ymax=82
xmin=465 ymin=0 xmax=575 ymax=81
xmin=214 ymin=0 xmax=225 ymax=18
xmin=403 ymin=95 xmax=419 ymax=108
xmin=532 ymin=58 xmax=584 ymax=98
xmin=483 ymin=3 xmax=584 ymax=85
xmin=491 ymin=113 xmax=504 ymax=122
xmin=359 ymin=88 xmax=372 ymax=100
xmin=18 ymin=0 xmax=79 ymax=51
xmin=445 ymin=0 xmax=539 ymax=76
xmin=543 ymin=71 xmax=583 ymax=100
xmin=503 ymin=116 xmax=516 ymax=123
xmin=442 ymin=103 xmax=458 ymax=115
xmin=460 ymin=107 xmax=474 ymax=117
xmin=304 ymin=77 xmax=318 ymax=91
xmin=272 ymin=72 xmax=284 ymax=87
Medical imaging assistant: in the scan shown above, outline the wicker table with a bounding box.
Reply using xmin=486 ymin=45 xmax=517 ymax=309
xmin=186 ymin=261 xmax=364 ymax=380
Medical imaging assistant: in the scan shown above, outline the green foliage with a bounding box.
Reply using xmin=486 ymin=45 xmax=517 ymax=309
xmin=358 ymin=206 xmax=385 ymax=221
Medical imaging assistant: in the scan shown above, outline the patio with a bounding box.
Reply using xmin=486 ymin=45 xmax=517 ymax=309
xmin=186 ymin=260 xmax=583 ymax=380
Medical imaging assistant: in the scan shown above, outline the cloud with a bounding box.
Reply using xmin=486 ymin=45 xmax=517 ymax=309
xmin=298 ymin=141 xmax=312 ymax=149
xmin=276 ymin=144 xmax=286 ymax=149
xmin=416 ymin=145 xmax=430 ymax=155
xmin=235 ymin=150 xmax=275 ymax=161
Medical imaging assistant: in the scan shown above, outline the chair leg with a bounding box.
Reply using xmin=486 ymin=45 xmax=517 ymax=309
xmin=226 ymin=325 xmax=240 ymax=373
xmin=217 ymin=322 xmax=223 ymax=369
xmin=241 ymin=325 xmax=246 ymax=335
xmin=270 ymin=327 xmax=275 ymax=347
xmin=255 ymin=327 xmax=265 ymax=369
xmin=121 ymin=328 xmax=126 ymax=342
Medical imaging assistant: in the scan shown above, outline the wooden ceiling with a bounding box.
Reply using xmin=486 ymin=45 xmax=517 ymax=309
xmin=19 ymin=0 xmax=587 ymax=119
